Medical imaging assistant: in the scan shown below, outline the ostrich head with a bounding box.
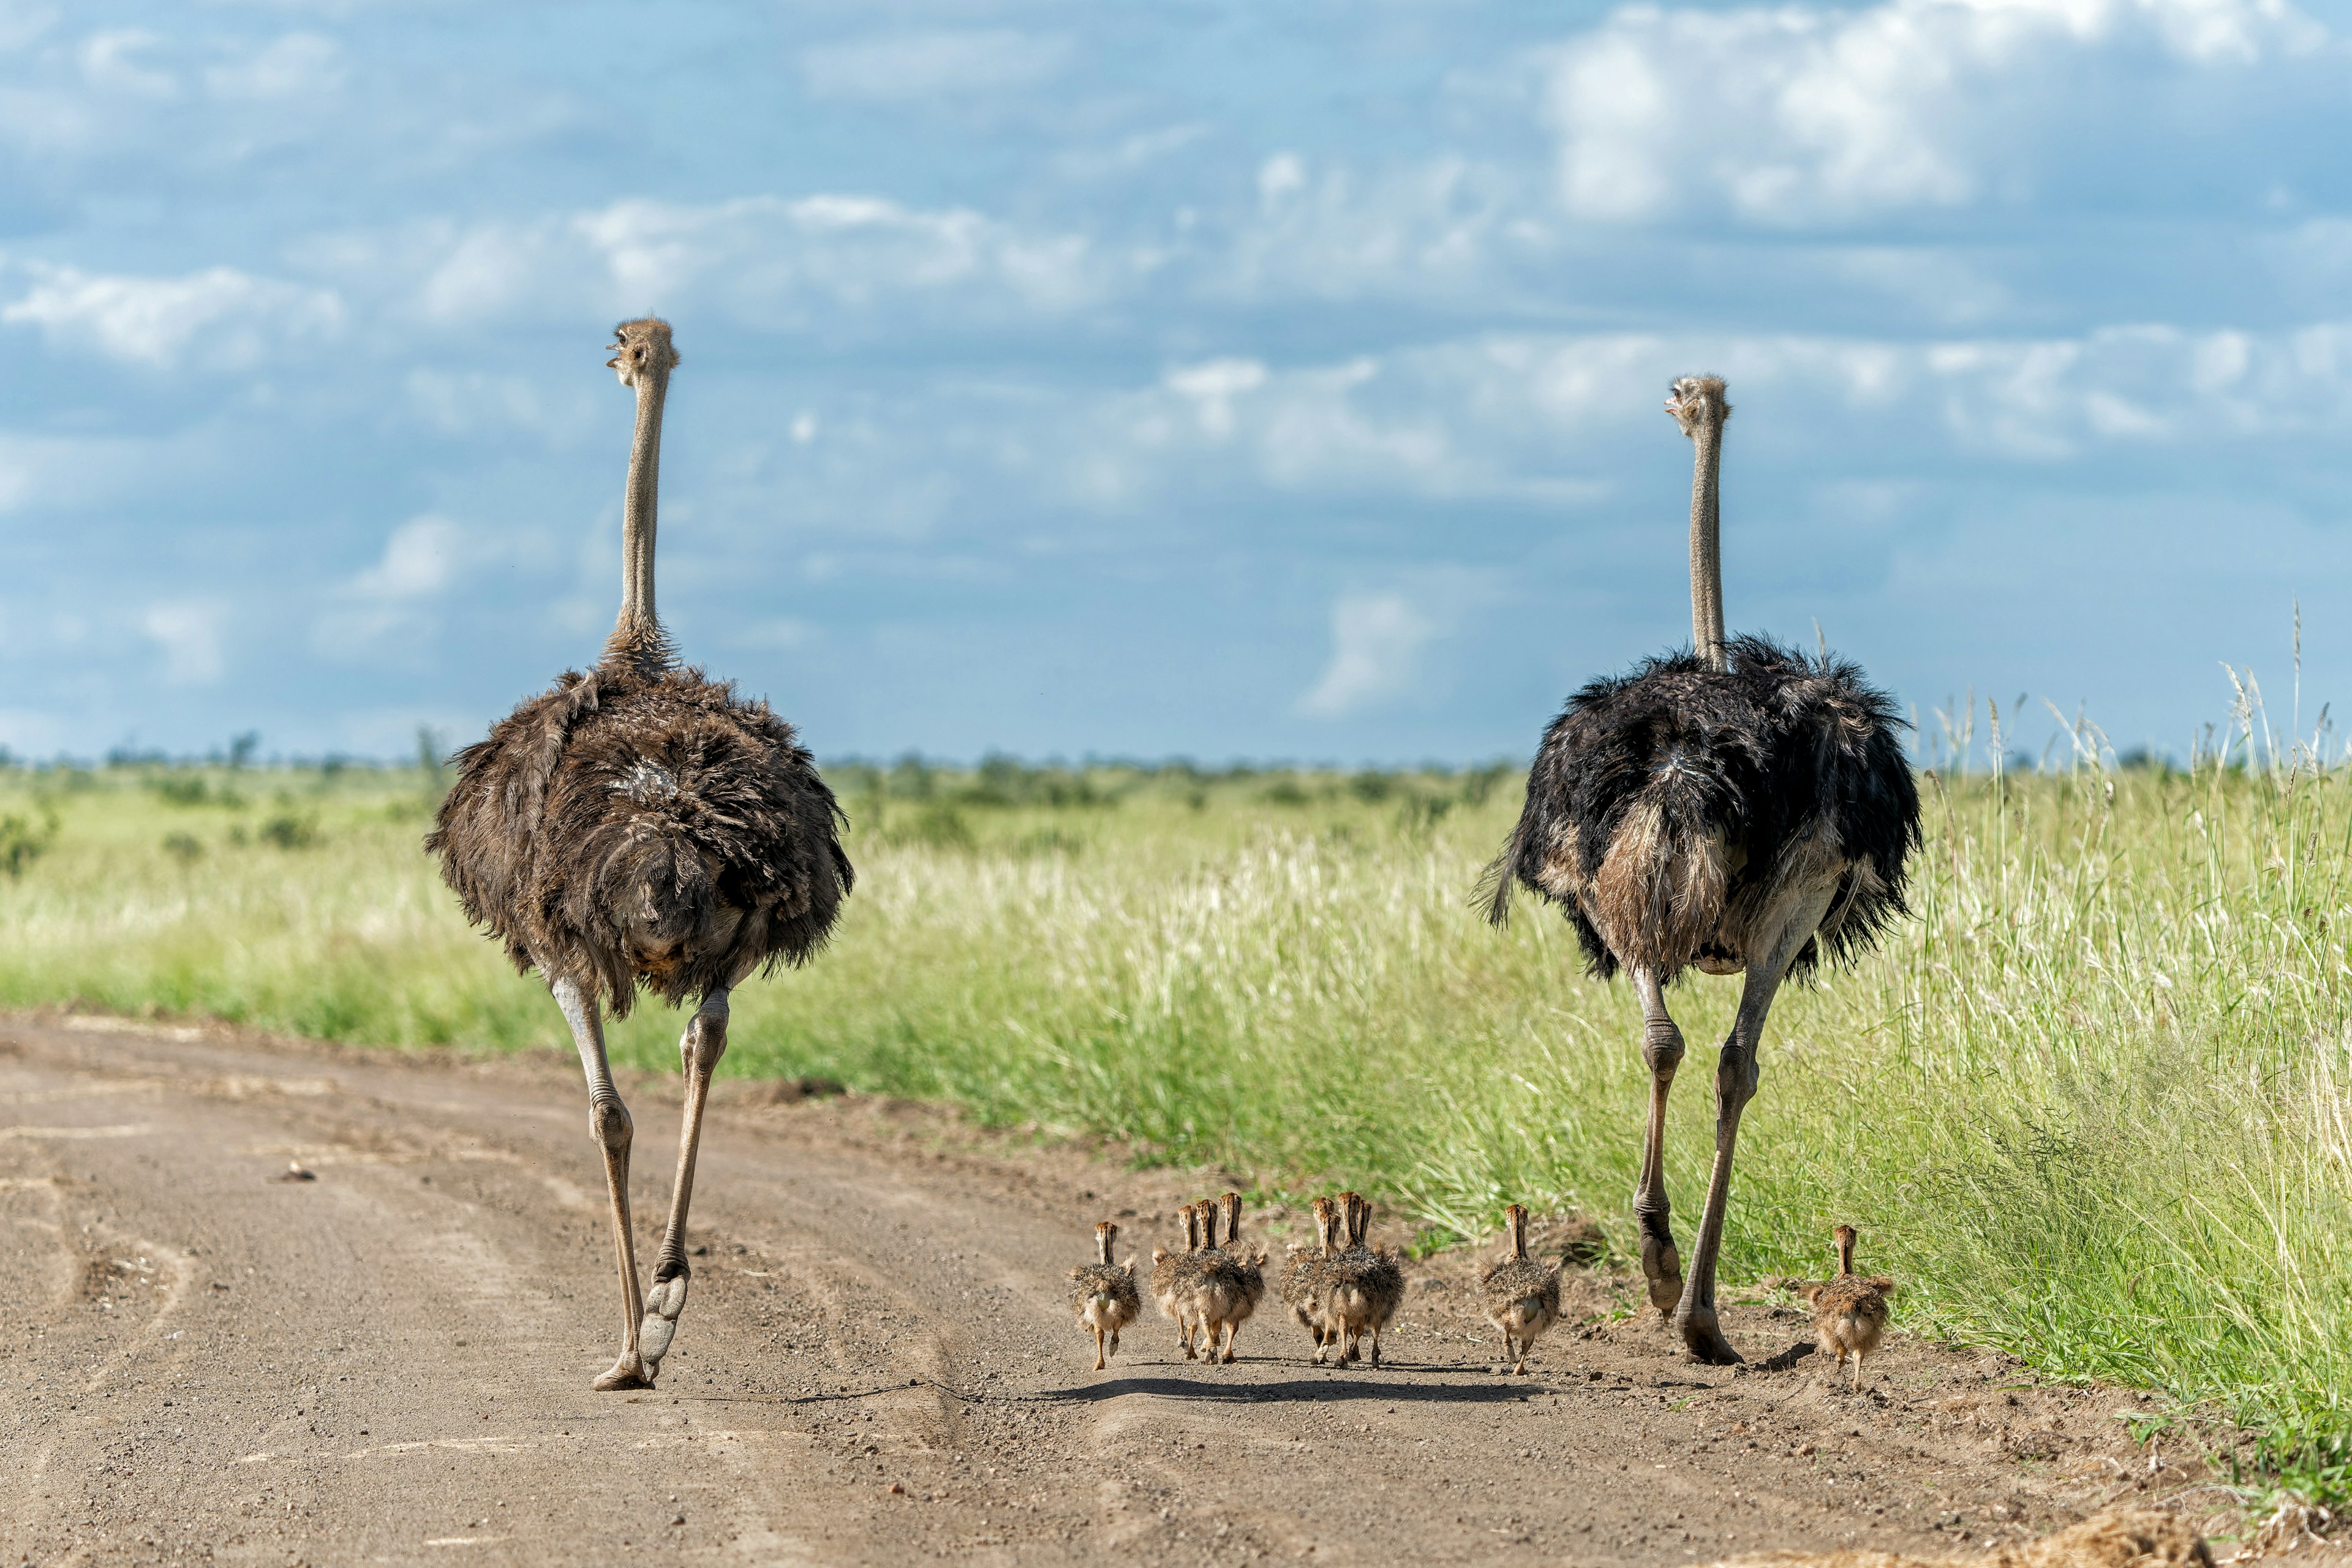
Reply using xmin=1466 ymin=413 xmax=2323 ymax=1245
xmin=1833 ymin=1224 xmax=1858 ymax=1273
xmin=1095 ymin=1219 xmax=1119 ymax=1265
xmin=1504 ymin=1202 xmax=1529 ymax=1261
xmin=1664 ymin=375 xmax=1730 ymax=439
xmin=608 ymin=317 xmax=680 ymax=388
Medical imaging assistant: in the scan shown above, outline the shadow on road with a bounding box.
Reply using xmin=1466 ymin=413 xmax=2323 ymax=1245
xmin=1035 ymin=1372 xmax=1541 ymax=1406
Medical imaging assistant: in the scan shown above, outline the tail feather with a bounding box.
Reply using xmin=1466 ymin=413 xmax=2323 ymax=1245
xmin=1585 ymin=787 xmax=1729 ymax=976
xmin=1476 ymin=824 xmax=1525 ymax=929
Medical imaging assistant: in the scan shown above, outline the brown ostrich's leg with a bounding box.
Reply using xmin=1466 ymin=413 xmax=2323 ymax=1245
xmin=1673 ymin=886 xmax=1837 ymax=1366
xmin=552 ymin=977 xmax=649 ymax=1391
xmin=1630 ymin=967 xmax=1686 ymax=1316
xmin=638 ymin=986 xmax=731 ymax=1381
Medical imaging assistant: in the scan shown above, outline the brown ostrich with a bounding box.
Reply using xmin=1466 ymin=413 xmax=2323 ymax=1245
xmin=426 ymin=318 xmax=853 ymax=1391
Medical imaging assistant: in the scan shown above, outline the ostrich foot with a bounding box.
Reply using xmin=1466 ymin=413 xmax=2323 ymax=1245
xmin=1640 ymin=1233 xmax=1684 ymax=1316
xmin=1675 ymin=1306 xmax=1741 ymax=1366
xmin=594 ymin=1351 xmax=653 ymax=1391
xmin=636 ymin=1268 xmax=690 ymax=1378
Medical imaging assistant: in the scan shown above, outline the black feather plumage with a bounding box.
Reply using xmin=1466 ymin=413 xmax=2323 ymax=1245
xmin=1484 ymin=634 xmax=1918 ymax=984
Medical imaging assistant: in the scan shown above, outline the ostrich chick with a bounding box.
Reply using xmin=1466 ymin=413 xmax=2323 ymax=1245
xmin=1069 ymin=1220 xmax=1141 ymax=1371
xmin=1281 ymin=1197 xmax=1341 ymax=1364
xmin=1151 ymin=1201 xmax=1210 ymax=1359
xmin=1480 ymin=1204 xmax=1562 ymax=1376
xmin=1324 ymin=1191 xmax=1405 ymax=1368
xmin=1796 ymin=1223 xmax=1896 ymax=1391
xmin=1188 ymin=1191 xmax=1267 ymax=1365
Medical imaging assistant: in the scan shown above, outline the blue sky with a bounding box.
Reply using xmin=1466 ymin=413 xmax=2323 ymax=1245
xmin=2 ymin=0 xmax=2350 ymax=765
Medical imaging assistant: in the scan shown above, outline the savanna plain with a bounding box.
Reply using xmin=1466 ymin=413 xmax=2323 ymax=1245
xmin=4 ymin=708 xmax=2351 ymax=1561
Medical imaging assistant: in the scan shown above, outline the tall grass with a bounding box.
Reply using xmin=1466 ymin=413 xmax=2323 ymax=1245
xmin=2 ymin=739 xmax=2350 ymax=1491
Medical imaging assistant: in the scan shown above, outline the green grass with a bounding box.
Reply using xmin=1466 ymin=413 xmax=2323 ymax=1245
xmin=3 ymin=746 xmax=2350 ymax=1496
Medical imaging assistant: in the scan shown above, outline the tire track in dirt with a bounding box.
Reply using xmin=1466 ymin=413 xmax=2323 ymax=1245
xmin=0 ymin=1016 xmax=2226 ymax=1564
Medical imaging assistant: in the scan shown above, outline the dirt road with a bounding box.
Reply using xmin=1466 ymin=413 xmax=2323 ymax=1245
xmin=1 ymin=1014 xmax=2215 ymax=1565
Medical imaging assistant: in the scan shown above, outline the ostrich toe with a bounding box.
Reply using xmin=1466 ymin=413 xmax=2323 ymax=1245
xmin=636 ymin=1267 xmax=691 ymax=1375
xmin=1640 ymin=1233 xmax=1684 ymax=1315
xmin=1675 ymin=1305 xmax=1742 ymax=1366
xmin=594 ymin=1351 xmax=653 ymax=1392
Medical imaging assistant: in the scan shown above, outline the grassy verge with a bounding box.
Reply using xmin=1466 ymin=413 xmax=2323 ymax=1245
xmin=2 ymin=750 xmax=2348 ymax=1496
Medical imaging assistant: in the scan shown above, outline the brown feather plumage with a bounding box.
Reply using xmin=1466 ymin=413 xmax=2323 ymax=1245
xmin=427 ymin=662 xmax=851 ymax=1017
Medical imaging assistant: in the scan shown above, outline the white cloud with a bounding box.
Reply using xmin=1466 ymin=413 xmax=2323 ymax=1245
xmin=801 ymin=29 xmax=1072 ymax=103
xmin=407 ymin=195 xmax=1106 ymax=327
xmin=1298 ymin=592 xmax=1437 ymax=717
xmin=1067 ymin=313 xmax=2352 ymax=516
xmin=1165 ymin=357 xmax=1267 ymax=439
xmin=2 ymin=263 xmax=342 ymax=368
xmin=142 ymin=600 xmax=225 ymax=686
xmin=1258 ymin=153 xmax=1306 ymax=205
xmin=1221 ymin=154 xmax=1539 ymax=305
xmin=1545 ymin=0 xmax=2331 ymax=224
xmin=352 ymin=514 xmax=460 ymax=600
xmin=314 ymin=514 xmax=472 ymax=659
xmin=81 ymin=29 xmax=175 ymax=99
xmin=206 ymin=32 xmax=342 ymax=100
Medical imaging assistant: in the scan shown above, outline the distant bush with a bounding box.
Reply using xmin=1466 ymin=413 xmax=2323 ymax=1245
xmin=0 ymin=807 xmax=56 ymax=877
xmin=161 ymin=832 xmax=204 ymax=864
xmin=1459 ymin=762 xmax=1515 ymax=807
xmin=886 ymin=804 xmax=973 ymax=851
xmin=1013 ymin=826 xmax=1085 ymax=858
xmin=1397 ymin=794 xmax=1455 ymax=838
xmin=256 ymin=813 xmax=320 ymax=850
xmin=151 ymin=775 xmax=209 ymax=806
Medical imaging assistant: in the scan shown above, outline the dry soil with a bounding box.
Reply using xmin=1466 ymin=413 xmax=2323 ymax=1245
xmin=0 ymin=1014 xmax=2241 ymax=1565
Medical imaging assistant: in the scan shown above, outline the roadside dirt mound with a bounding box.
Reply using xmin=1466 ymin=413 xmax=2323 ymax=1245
xmin=1721 ymin=1506 xmax=2214 ymax=1567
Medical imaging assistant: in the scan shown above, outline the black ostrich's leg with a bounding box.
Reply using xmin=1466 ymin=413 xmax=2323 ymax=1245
xmin=552 ymin=976 xmax=650 ymax=1391
xmin=1673 ymin=883 xmax=1838 ymax=1366
xmin=639 ymin=986 xmax=731 ymax=1382
xmin=1630 ymin=968 xmax=1686 ymax=1316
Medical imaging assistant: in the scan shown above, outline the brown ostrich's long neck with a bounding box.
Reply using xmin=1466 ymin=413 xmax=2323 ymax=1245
xmin=602 ymin=363 xmax=676 ymax=673
xmin=1835 ymin=1233 xmax=1856 ymax=1278
xmin=1689 ymin=415 xmax=1726 ymax=671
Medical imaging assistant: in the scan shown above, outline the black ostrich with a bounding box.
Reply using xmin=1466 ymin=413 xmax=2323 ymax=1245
xmin=1483 ymin=375 xmax=1918 ymax=1365
xmin=427 ymin=318 xmax=852 ymax=1391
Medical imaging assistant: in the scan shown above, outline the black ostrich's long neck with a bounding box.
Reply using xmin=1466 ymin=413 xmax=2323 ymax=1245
xmin=603 ymin=363 xmax=676 ymax=673
xmin=1689 ymin=416 xmax=1726 ymax=671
